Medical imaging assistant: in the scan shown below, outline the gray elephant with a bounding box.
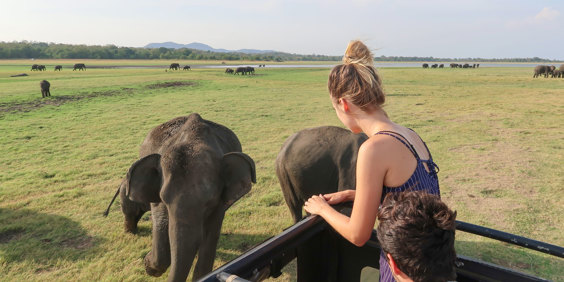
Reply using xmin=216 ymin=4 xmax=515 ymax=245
xmin=552 ymin=70 xmax=562 ymax=78
xmin=103 ymin=178 xmax=150 ymax=233
xmin=276 ymin=126 xmax=367 ymax=223
xmin=73 ymin=63 xmax=86 ymax=71
xmin=40 ymin=80 xmax=51 ymax=98
xmin=169 ymin=63 xmax=180 ymax=70
xmin=276 ymin=126 xmax=367 ymax=281
xmin=54 ymin=65 xmax=62 ymax=71
xmin=422 ymin=63 xmax=429 ymax=68
xmin=234 ymin=67 xmax=247 ymax=75
xmin=183 ymin=65 xmax=191 ymax=70
xmin=560 ymin=64 xmax=564 ymax=73
xmin=533 ymin=65 xmax=548 ymax=78
xmin=125 ymin=113 xmax=256 ymax=281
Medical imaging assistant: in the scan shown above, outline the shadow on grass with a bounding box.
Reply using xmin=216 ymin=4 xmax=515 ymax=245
xmin=0 ymin=208 xmax=103 ymax=264
xmin=215 ymin=232 xmax=272 ymax=263
xmin=455 ymin=240 xmax=564 ymax=280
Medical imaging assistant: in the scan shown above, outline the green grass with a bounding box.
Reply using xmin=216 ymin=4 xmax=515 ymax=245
xmin=0 ymin=61 xmax=562 ymax=281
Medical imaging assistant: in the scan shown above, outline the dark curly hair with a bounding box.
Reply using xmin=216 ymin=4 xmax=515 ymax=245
xmin=377 ymin=191 xmax=457 ymax=282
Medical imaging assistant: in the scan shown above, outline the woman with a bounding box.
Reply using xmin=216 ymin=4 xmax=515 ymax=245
xmin=303 ymin=40 xmax=440 ymax=281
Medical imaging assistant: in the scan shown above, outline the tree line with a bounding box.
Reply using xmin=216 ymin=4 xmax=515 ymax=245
xmin=0 ymin=41 xmax=560 ymax=62
xmin=0 ymin=41 xmax=340 ymax=61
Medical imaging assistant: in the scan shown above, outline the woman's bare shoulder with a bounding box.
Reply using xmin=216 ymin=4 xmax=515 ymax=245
xmin=359 ymin=134 xmax=399 ymax=158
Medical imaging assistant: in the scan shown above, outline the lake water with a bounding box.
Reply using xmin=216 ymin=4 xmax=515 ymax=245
xmin=204 ymin=62 xmax=560 ymax=69
xmin=90 ymin=62 xmax=562 ymax=69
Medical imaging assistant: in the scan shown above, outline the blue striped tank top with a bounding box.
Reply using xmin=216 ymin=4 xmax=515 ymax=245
xmin=375 ymin=131 xmax=440 ymax=282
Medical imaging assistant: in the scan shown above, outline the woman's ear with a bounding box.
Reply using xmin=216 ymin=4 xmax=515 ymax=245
xmin=340 ymin=98 xmax=350 ymax=112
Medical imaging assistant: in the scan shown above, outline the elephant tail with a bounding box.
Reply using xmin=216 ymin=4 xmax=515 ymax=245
xmin=103 ymin=184 xmax=121 ymax=217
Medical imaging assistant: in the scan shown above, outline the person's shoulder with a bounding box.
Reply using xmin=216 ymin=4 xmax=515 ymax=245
xmin=359 ymin=134 xmax=396 ymax=158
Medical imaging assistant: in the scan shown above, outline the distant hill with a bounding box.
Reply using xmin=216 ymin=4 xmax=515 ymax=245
xmin=144 ymin=42 xmax=278 ymax=54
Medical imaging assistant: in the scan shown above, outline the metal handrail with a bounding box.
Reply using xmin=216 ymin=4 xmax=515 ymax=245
xmin=199 ymin=216 xmax=562 ymax=282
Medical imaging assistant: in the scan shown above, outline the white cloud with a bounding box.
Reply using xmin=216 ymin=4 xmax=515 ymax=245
xmin=506 ymin=7 xmax=560 ymax=28
xmin=534 ymin=7 xmax=560 ymax=21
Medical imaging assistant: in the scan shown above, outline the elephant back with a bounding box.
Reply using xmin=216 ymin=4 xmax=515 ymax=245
xmin=139 ymin=113 xmax=241 ymax=157
xmin=277 ymin=126 xmax=367 ymax=221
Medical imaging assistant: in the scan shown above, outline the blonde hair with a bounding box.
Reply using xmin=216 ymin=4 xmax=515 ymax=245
xmin=328 ymin=40 xmax=385 ymax=110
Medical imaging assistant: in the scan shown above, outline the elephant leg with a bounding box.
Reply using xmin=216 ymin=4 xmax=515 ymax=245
xmin=192 ymin=208 xmax=226 ymax=280
xmin=144 ymin=203 xmax=171 ymax=277
xmin=167 ymin=213 xmax=203 ymax=282
xmin=120 ymin=186 xmax=148 ymax=233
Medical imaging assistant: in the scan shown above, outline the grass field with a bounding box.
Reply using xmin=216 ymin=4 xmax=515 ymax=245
xmin=0 ymin=60 xmax=562 ymax=281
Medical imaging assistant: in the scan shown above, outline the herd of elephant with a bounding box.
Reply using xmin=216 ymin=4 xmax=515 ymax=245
xmin=224 ymin=66 xmax=255 ymax=75
xmin=103 ymin=113 xmax=362 ymax=281
xmin=533 ymin=64 xmax=564 ymax=78
xmin=31 ymin=63 xmax=86 ymax=71
xmin=168 ymin=63 xmax=191 ymax=71
xmin=422 ymin=63 xmax=479 ymax=69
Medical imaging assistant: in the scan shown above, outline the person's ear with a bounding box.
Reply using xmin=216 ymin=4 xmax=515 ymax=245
xmin=340 ymin=98 xmax=350 ymax=112
xmin=387 ymin=253 xmax=410 ymax=280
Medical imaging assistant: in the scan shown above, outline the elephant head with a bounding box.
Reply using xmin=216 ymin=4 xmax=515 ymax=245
xmin=126 ymin=151 xmax=255 ymax=211
xmin=124 ymin=114 xmax=256 ymax=281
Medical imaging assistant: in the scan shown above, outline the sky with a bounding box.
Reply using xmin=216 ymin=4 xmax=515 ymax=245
xmin=1 ymin=0 xmax=563 ymax=59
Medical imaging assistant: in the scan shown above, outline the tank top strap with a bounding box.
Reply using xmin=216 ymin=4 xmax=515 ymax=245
xmin=406 ymin=128 xmax=434 ymax=160
xmin=374 ymin=131 xmax=420 ymax=160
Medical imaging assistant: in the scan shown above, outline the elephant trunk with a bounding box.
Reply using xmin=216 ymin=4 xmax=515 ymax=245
xmin=103 ymin=184 xmax=121 ymax=217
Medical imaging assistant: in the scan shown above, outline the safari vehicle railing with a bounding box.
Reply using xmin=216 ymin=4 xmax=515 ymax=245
xmin=198 ymin=216 xmax=564 ymax=282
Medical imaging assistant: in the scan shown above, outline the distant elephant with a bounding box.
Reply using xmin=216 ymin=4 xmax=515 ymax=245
xmin=73 ymin=63 xmax=86 ymax=71
xmin=533 ymin=65 xmax=549 ymax=78
xmin=38 ymin=65 xmax=46 ymax=71
xmin=103 ymin=178 xmax=151 ymax=233
xmin=559 ymin=64 xmax=564 ymax=73
xmin=31 ymin=64 xmax=39 ymax=71
xmin=183 ymin=65 xmax=191 ymax=70
xmin=422 ymin=63 xmax=429 ymax=68
xmin=125 ymin=113 xmax=256 ymax=281
xmin=234 ymin=67 xmax=247 ymax=75
xmin=439 ymin=64 xmax=444 ymax=68
xmin=463 ymin=63 xmax=470 ymax=68
xmin=225 ymin=68 xmax=234 ymax=74
xmin=40 ymin=80 xmax=51 ymax=98
xmin=245 ymin=66 xmax=255 ymax=74
xmin=54 ymin=65 xmax=62 ymax=71
xmin=552 ymin=70 xmax=562 ymax=78
xmin=547 ymin=65 xmax=556 ymax=76
xmin=276 ymin=126 xmax=367 ymax=281
xmin=169 ymin=63 xmax=180 ymax=70
xmin=431 ymin=64 xmax=438 ymax=68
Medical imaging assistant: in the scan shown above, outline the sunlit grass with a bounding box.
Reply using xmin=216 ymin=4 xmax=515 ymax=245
xmin=0 ymin=62 xmax=562 ymax=280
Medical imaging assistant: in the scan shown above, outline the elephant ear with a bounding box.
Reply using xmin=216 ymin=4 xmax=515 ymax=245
xmin=221 ymin=152 xmax=256 ymax=210
xmin=126 ymin=154 xmax=162 ymax=204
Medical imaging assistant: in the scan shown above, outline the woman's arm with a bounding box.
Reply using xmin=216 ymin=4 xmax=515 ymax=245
xmin=323 ymin=189 xmax=356 ymax=204
xmin=305 ymin=139 xmax=387 ymax=246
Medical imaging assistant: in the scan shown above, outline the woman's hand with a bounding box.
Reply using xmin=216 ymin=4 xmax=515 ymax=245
xmin=304 ymin=194 xmax=330 ymax=216
xmin=323 ymin=190 xmax=355 ymax=205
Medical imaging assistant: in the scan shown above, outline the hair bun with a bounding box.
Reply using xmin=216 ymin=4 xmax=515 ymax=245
xmin=343 ymin=40 xmax=374 ymax=67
